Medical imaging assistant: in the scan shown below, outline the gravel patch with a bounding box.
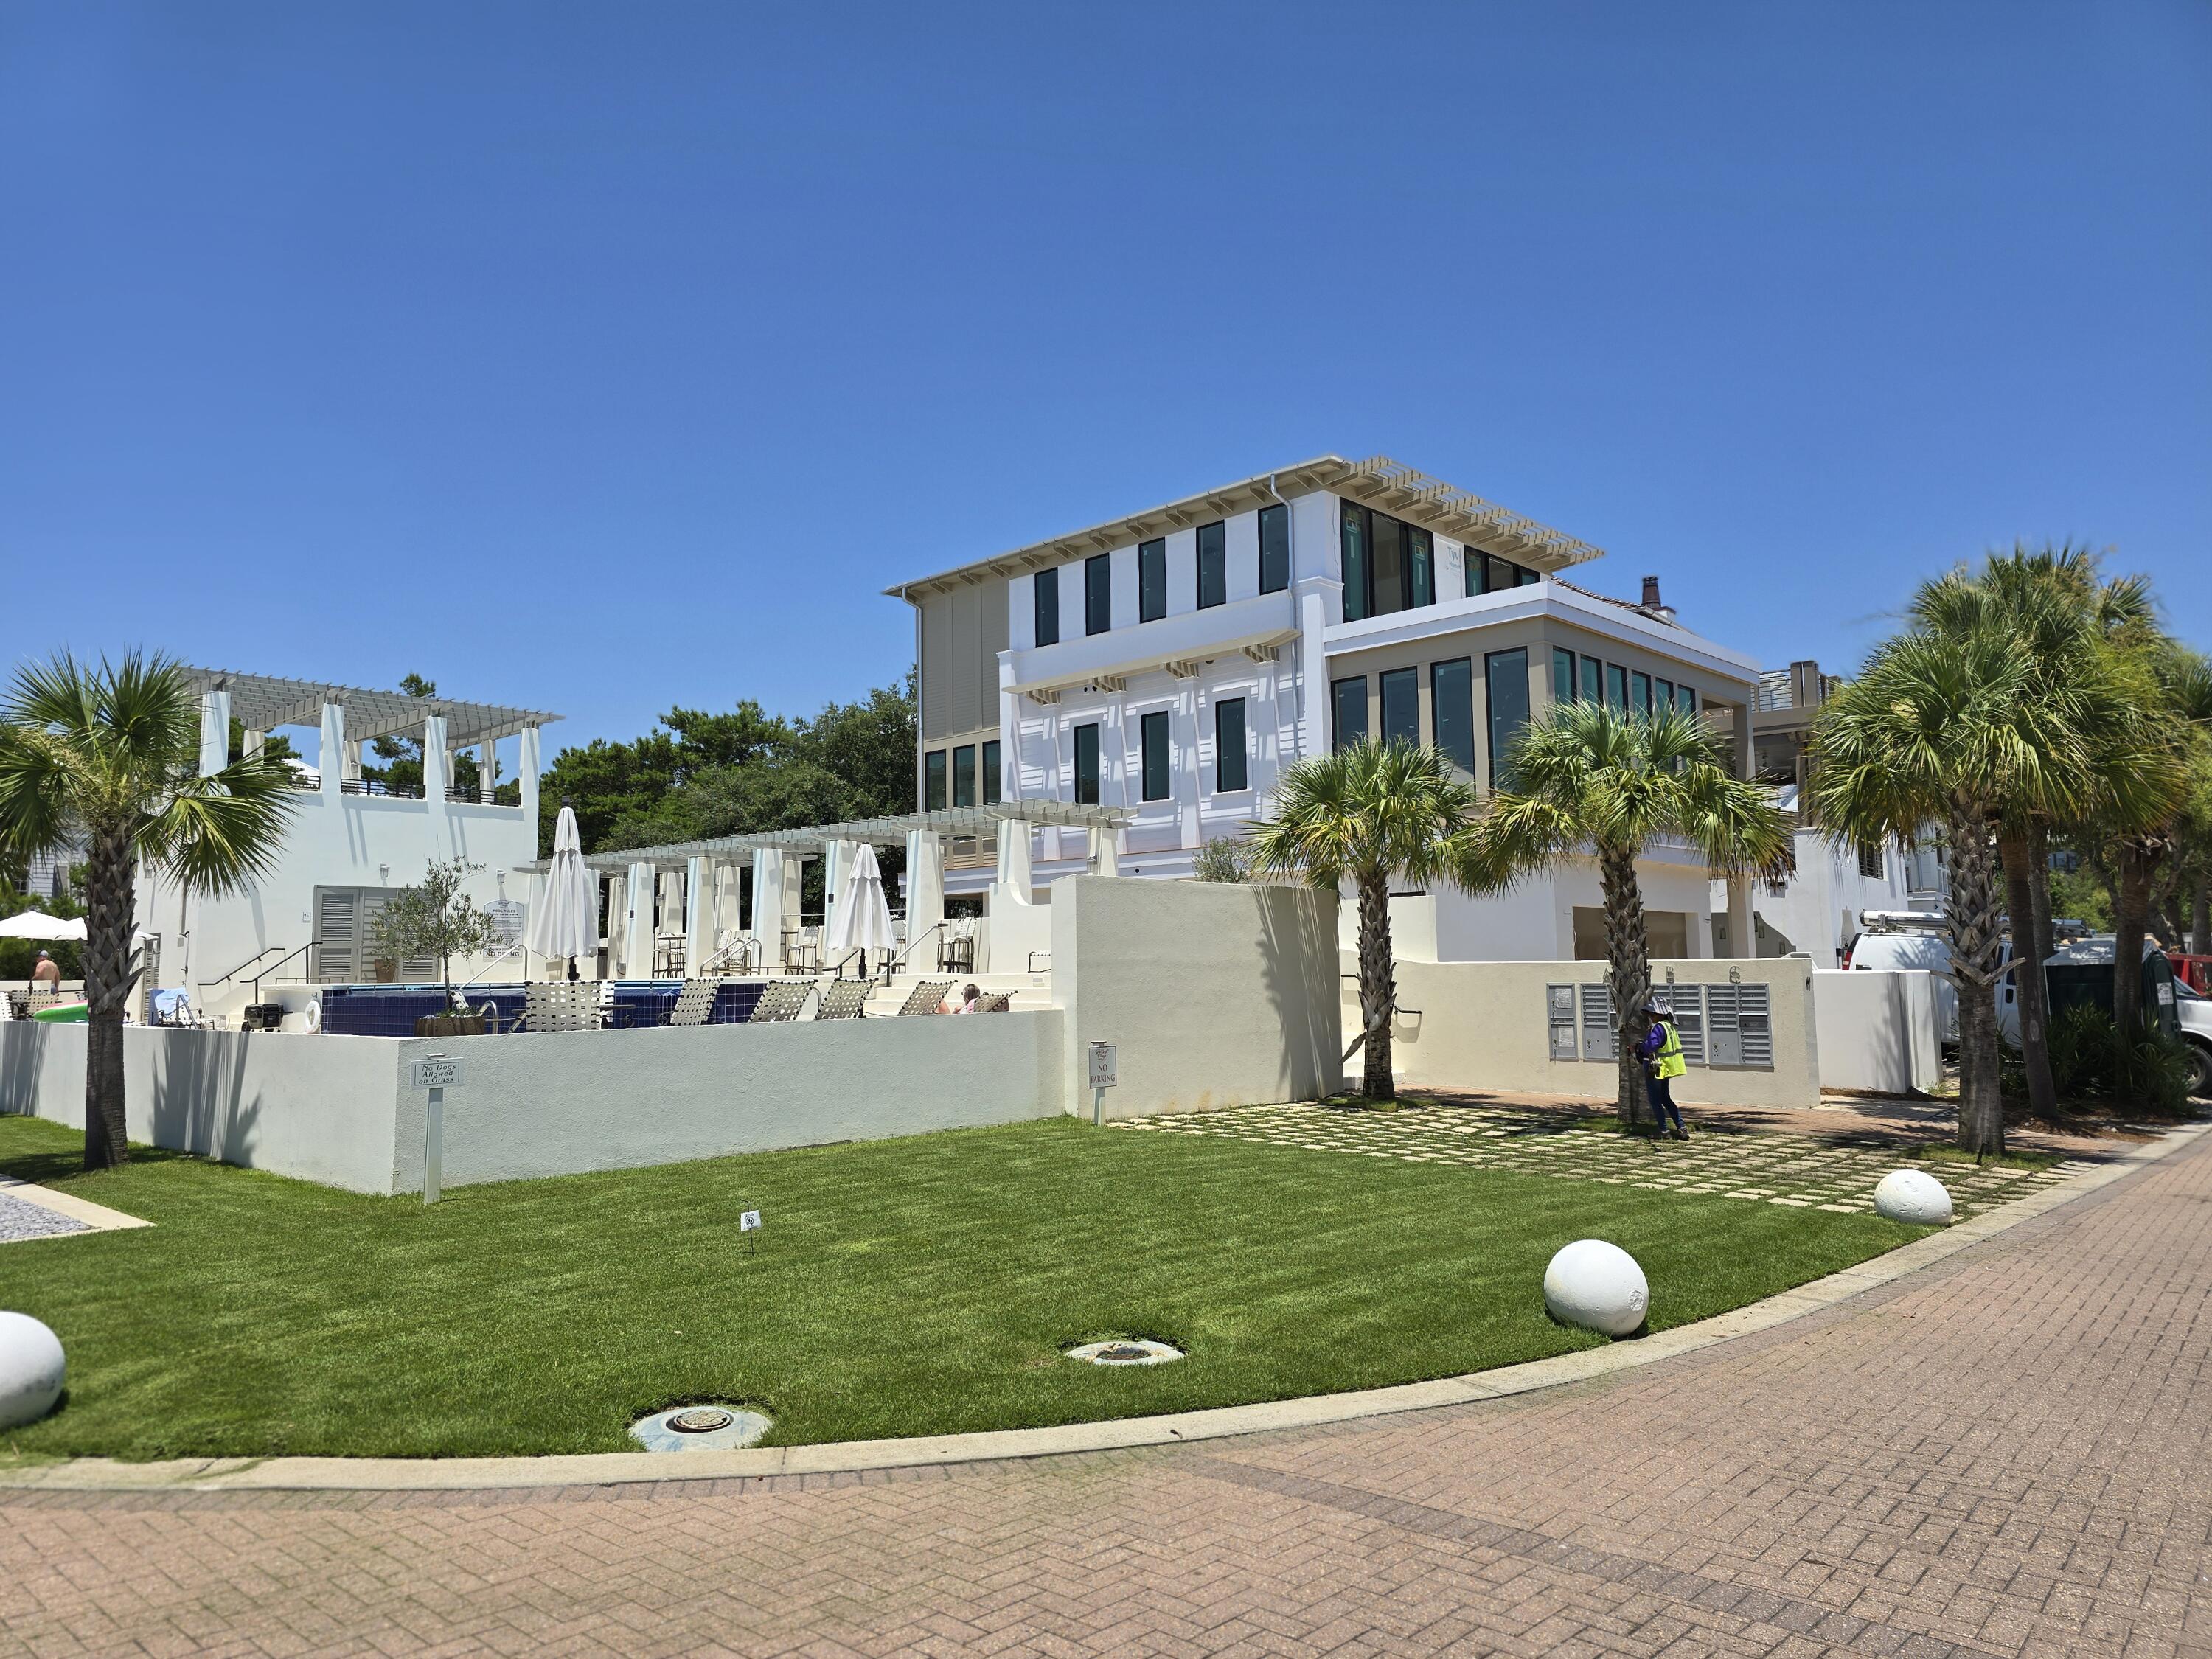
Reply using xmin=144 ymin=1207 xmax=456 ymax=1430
xmin=0 ymin=1189 xmax=91 ymax=1242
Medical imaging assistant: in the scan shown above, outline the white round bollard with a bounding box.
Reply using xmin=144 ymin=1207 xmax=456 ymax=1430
xmin=0 ymin=1312 xmax=66 ymax=1429
xmin=1543 ymin=1239 xmax=1649 ymax=1337
xmin=1873 ymin=1169 xmax=1954 ymax=1225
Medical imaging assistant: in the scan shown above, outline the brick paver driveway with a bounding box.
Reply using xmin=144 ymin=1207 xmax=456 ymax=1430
xmin=5 ymin=1132 xmax=2208 ymax=1658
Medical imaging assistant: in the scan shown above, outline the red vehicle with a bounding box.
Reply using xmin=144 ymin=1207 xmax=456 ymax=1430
xmin=2171 ymin=953 xmax=2212 ymax=996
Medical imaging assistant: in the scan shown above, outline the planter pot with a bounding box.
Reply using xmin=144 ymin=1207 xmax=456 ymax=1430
xmin=414 ymin=1014 xmax=486 ymax=1037
xmin=372 ymin=959 xmax=399 ymax=984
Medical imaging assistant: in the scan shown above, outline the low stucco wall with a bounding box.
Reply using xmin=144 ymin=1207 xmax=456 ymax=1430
xmin=1051 ymin=876 xmax=1340 ymax=1119
xmin=1374 ymin=956 xmax=1822 ymax=1109
xmin=1812 ymin=969 xmax=1941 ymax=1094
xmin=392 ymin=1012 xmax=1064 ymax=1189
xmin=1 ymin=1022 xmax=405 ymax=1192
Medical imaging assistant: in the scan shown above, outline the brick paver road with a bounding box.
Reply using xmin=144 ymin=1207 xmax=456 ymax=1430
xmin=6 ymin=1132 xmax=2208 ymax=1658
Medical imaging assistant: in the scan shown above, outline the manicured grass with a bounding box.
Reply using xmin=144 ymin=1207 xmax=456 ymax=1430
xmin=0 ymin=1111 xmax=1921 ymax=1461
xmin=1917 ymin=1144 xmax=2064 ymax=1172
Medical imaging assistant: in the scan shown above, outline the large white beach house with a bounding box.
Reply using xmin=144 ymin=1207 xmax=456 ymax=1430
xmin=891 ymin=455 xmax=1766 ymax=962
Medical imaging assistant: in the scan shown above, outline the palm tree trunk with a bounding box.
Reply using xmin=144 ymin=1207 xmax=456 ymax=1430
xmin=1999 ymin=831 xmax=2057 ymax=1123
xmin=80 ymin=826 xmax=138 ymax=1170
xmin=2112 ymin=842 xmax=2153 ymax=1034
xmin=1946 ymin=804 xmax=2006 ymax=1157
xmin=1598 ymin=845 xmax=1652 ymax=1126
xmin=1354 ymin=871 xmax=1397 ymax=1101
xmin=2025 ymin=823 xmax=2056 ymax=972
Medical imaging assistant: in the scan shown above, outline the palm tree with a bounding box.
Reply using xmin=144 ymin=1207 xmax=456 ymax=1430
xmin=1455 ymin=702 xmax=1792 ymax=1127
xmin=1902 ymin=547 xmax=2163 ymax=1122
xmin=1249 ymin=740 xmax=1479 ymax=1101
xmin=0 ymin=654 xmax=297 ymax=1169
xmin=2101 ymin=644 xmax=2212 ymax=1032
xmin=1804 ymin=611 xmax=2154 ymax=1155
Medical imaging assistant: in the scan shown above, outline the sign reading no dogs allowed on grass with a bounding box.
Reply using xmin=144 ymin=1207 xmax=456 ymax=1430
xmin=1088 ymin=1043 xmax=1117 ymax=1090
xmin=411 ymin=1059 xmax=462 ymax=1089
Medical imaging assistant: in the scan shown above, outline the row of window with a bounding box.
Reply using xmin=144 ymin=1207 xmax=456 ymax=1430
xmin=1340 ymin=501 xmax=1542 ymax=625
xmin=1034 ymin=506 xmax=1291 ymax=647
xmin=922 ymin=740 xmax=1004 ymax=811
xmin=1331 ymin=651 xmax=1532 ymax=788
xmin=1067 ymin=696 xmax=1250 ymax=805
xmin=1546 ymin=647 xmax=1697 ymax=718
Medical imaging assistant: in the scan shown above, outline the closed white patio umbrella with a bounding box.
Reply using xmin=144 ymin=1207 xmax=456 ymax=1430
xmin=528 ymin=804 xmax=599 ymax=981
xmin=824 ymin=843 xmax=897 ymax=975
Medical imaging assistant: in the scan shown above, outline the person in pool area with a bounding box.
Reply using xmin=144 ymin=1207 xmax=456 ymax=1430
xmin=32 ymin=950 xmax=61 ymax=990
xmin=942 ymin=983 xmax=983 ymax=1015
xmin=1636 ymin=995 xmax=1690 ymax=1140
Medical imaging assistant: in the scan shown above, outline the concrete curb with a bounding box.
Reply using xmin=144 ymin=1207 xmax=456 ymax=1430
xmin=0 ymin=1174 xmax=153 ymax=1237
xmin=4 ymin=1121 xmax=2199 ymax=1495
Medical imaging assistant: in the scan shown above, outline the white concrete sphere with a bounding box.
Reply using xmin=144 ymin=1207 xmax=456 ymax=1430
xmin=0 ymin=1312 xmax=66 ymax=1430
xmin=1543 ymin=1239 xmax=1649 ymax=1337
xmin=1873 ymin=1169 xmax=1955 ymax=1225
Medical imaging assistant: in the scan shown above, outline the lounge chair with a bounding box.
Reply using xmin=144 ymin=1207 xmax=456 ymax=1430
xmin=977 ymin=992 xmax=1013 ymax=1013
xmin=816 ymin=981 xmax=871 ymax=1020
xmin=524 ymin=981 xmax=603 ymax=1032
xmin=897 ymin=978 xmax=955 ymax=1017
xmin=746 ymin=981 xmax=814 ymax=1023
xmin=667 ymin=978 xmax=723 ymax=1028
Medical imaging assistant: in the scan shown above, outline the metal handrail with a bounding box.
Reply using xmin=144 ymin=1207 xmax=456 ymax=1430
xmin=202 ymin=945 xmax=289 ymax=991
xmin=894 ymin=919 xmax=950 ymax=975
xmin=248 ymin=940 xmax=322 ymax=1004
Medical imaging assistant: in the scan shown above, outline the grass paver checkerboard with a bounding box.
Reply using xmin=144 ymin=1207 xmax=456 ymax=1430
xmin=1115 ymin=1099 xmax=2090 ymax=1217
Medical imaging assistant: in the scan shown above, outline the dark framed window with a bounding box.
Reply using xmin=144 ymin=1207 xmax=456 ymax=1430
xmin=1630 ymin=671 xmax=1652 ymax=716
xmin=1408 ymin=526 xmax=1434 ymax=608
xmin=1085 ymin=552 xmax=1112 ymax=635
xmin=1196 ymin=521 xmax=1226 ymax=609
xmin=1579 ymin=655 xmax=1603 ymax=704
xmin=1332 ymin=676 xmax=1368 ymax=750
xmin=1371 ymin=513 xmax=1405 ymax=615
xmin=1140 ymin=710 xmax=1171 ymax=801
xmin=1214 ymin=698 xmax=1248 ymax=793
xmin=924 ymin=749 xmax=947 ymax=810
xmin=1605 ymin=664 xmax=1628 ymax=711
xmin=1340 ymin=501 xmax=1371 ymax=622
xmin=1468 ymin=550 xmax=1540 ymax=595
xmin=1485 ymin=648 xmax=1531 ymax=791
xmin=1680 ymin=685 xmax=1697 ymax=715
xmin=1380 ymin=667 xmax=1420 ymax=747
xmin=1034 ymin=568 xmax=1060 ymax=647
xmin=1432 ymin=658 xmax=1475 ymax=775
xmin=1072 ymin=724 xmax=1100 ymax=805
xmin=981 ymin=740 xmax=1001 ymax=806
xmin=1259 ymin=504 xmax=1290 ymax=594
xmin=952 ymin=745 xmax=977 ymax=809
xmin=1655 ymin=677 xmax=1675 ymax=711
xmin=1857 ymin=841 xmax=1885 ymax=880
xmin=1553 ymin=647 xmax=1576 ymax=704
xmin=1138 ymin=538 xmax=1166 ymax=623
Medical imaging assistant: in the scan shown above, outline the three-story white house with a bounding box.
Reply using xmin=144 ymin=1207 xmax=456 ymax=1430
xmin=890 ymin=455 xmax=1767 ymax=964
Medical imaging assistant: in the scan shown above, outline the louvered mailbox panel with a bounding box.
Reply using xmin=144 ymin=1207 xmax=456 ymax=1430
xmin=1579 ymin=984 xmax=1615 ymax=1062
xmin=1702 ymin=983 xmax=1773 ymax=1069
xmin=1547 ymin=984 xmax=1579 ymax=1060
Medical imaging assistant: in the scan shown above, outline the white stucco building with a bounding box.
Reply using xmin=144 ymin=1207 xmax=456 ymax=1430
xmin=889 ymin=454 xmax=1768 ymax=964
xmin=142 ymin=669 xmax=557 ymax=1018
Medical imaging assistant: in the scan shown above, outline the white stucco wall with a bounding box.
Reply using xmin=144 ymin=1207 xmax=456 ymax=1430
xmin=1374 ymin=956 xmax=1822 ymax=1109
xmin=389 ymin=1014 xmax=1065 ymax=1190
xmin=1050 ymin=875 xmax=1340 ymax=1119
xmin=137 ymin=790 xmax=539 ymax=1019
xmin=1 ymin=1023 xmax=404 ymax=1193
xmin=1811 ymin=969 xmax=1941 ymax=1094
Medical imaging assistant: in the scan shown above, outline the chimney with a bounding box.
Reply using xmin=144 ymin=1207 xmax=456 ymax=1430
xmin=1640 ymin=574 xmax=1677 ymax=625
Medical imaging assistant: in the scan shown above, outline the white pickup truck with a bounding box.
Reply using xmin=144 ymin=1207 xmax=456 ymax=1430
xmin=2174 ymin=979 xmax=2212 ymax=1099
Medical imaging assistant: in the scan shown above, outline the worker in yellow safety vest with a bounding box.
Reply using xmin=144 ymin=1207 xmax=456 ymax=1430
xmin=1636 ymin=996 xmax=1690 ymax=1140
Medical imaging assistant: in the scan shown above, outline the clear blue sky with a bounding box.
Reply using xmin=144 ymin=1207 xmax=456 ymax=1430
xmin=6 ymin=1 xmax=2207 ymax=761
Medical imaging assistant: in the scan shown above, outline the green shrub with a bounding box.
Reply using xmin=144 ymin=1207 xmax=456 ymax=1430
xmin=2005 ymin=1003 xmax=2193 ymax=1116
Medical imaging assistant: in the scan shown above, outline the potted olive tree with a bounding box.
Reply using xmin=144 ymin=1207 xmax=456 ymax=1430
xmin=369 ymin=858 xmax=504 ymax=1035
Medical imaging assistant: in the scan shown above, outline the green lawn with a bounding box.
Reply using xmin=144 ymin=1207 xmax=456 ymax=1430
xmin=0 ymin=1110 xmax=1922 ymax=1461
